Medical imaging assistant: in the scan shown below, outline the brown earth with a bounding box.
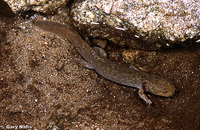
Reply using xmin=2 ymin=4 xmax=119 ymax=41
xmin=0 ymin=1 xmax=199 ymax=129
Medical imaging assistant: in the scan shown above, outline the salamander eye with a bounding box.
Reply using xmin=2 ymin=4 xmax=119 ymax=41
xmin=163 ymin=89 xmax=168 ymax=93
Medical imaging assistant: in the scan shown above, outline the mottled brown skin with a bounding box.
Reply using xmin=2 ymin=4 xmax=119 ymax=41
xmin=34 ymin=21 xmax=175 ymax=104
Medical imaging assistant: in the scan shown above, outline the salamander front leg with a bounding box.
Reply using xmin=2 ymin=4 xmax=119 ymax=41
xmin=138 ymin=86 xmax=152 ymax=105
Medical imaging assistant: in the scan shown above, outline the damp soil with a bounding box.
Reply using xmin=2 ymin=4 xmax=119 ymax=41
xmin=0 ymin=2 xmax=200 ymax=129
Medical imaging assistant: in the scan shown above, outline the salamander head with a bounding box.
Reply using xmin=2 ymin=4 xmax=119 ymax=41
xmin=145 ymin=75 xmax=175 ymax=97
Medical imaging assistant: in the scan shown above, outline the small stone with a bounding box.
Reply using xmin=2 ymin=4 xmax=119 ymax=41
xmin=92 ymin=38 xmax=107 ymax=49
xmin=122 ymin=49 xmax=156 ymax=63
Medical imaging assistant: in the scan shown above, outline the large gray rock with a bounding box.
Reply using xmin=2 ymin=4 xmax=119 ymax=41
xmin=71 ymin=0 xmax=200 ymax=50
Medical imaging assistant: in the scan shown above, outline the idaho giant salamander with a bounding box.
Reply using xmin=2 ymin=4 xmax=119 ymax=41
xmin=34 ymin=21 xmax=175 ymax=104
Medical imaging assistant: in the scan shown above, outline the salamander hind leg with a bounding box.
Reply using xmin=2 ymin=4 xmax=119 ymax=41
xmin=93 ymin=47 xmax=107 ymax=57
xmin=71 ymin=58 xmax=94 ymax=69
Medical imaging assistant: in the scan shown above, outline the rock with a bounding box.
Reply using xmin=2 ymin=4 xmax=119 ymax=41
xmin=4 ymin=0 xmax=68 ymax=13
xmin=122 ymin=49 xmax=156 ymax=71
xmin=71 ymin=0 xmax=200 ymax=50
xmin=92 ymin=38 xmax=107 ymax=49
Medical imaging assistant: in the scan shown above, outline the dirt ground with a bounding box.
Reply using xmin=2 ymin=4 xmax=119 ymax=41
xmin=0 ymin=1 xmax=200 ymax=129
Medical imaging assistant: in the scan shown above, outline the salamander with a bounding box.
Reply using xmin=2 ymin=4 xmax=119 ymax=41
xmin=34 ymin=21 xmax=175 ymax=104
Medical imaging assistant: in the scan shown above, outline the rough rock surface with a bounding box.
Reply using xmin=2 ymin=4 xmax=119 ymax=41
xmin=71 ymin=0 xmax=200 ymax=50
xmin=4 ymin=0 xmax=67 ymax=13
